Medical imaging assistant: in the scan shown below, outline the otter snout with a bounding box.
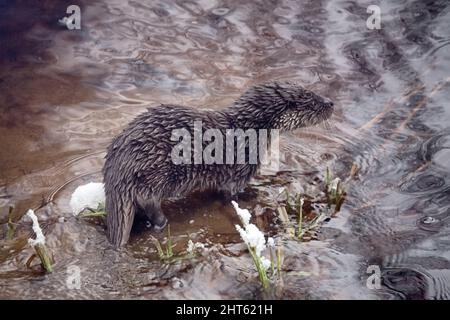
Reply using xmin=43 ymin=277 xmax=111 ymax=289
xmin=319 ymin=98 xmax=334 ymax=122
xmin=321 ymin=98 xmax=334 ymax=108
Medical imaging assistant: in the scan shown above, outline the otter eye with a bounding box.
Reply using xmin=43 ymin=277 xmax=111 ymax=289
xmin=304 ymin=92 xmax=313 ymax=99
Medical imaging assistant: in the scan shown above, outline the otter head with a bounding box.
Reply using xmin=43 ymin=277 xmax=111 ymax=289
xmin=231 ymin=80 xmax=334 ymax=131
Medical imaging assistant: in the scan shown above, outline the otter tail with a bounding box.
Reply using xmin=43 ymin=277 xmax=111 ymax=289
xmin=105 ymin=189 xmax=135 ymax=248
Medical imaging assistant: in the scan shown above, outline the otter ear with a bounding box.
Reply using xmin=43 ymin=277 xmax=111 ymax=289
xmin=271 ymin=82 xmax=293 ymax=101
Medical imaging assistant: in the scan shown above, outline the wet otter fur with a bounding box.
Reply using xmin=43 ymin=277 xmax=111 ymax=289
xmin=103 ymin=81 xmax=334 ymax=247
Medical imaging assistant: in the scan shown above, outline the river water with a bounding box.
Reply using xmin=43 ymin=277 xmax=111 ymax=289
xmin=1 ymin=0 xmax=450 ymax=299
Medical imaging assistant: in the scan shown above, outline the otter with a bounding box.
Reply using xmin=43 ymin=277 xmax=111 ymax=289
xmin=103 ymin=81 xmax=334 ymax=247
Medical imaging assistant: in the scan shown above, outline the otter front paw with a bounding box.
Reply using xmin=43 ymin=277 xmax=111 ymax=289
xmin=218 ymin=190 xmax=238 ymax=204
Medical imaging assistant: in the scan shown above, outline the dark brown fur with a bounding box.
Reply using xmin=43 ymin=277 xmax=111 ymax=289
xmin=103 ymin=81 xmax=333 ymax=247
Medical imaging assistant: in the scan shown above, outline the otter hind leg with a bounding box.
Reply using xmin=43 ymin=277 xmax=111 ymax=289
xmin=137 ymin=196 xmax=168 ymax=232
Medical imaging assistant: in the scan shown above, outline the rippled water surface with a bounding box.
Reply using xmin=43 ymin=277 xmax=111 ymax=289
xmin=1 ymin=0 xmax=450 ymax=299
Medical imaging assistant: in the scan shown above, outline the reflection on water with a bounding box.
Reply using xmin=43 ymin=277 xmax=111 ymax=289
xmin=1 ymin=0 xmax=450 ymax=299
